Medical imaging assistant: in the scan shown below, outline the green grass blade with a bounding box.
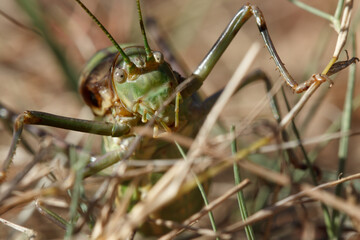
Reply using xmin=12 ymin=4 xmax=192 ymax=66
xmin=287 ymin=0 xmax=335 ymax=23
xmin=16 ymin=0 xmax=79 ymax=92
xmin=334 ymin=0 xmax=345 ymax=21
xmin=65 ymin=147 xmax=89 ymax=238
xmin=332 ymin=31 xmax=357 ymax=237
xmin=36 ymin=201 xmax=69 ymax=229
xmin=231 ymin=126 xmax=254 ymax=240
xmin=175 ymin=141 xmax=218 ymax=239
xmin=281 ymin=87 xmax=336 ymax=238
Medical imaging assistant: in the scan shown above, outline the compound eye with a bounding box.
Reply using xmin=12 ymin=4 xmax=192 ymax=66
xmin=153 ymin=51 xmax=164 ymax=63
xmin=113 ymin=68 xmax=127 ymax=83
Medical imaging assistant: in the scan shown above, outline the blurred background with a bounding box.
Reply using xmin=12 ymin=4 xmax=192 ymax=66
xmin=0 ymin=0 xmax=359 ymax=239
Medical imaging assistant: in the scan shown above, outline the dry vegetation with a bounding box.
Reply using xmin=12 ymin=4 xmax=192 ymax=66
xmin=0 ymin=0 xmax=360 ymax=239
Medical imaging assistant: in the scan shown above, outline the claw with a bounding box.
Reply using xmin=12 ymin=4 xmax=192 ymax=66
xmin=293 ymin=74 xmax=327 ymax=93
xmin=291 ymin=51 xmax=358 ymax=93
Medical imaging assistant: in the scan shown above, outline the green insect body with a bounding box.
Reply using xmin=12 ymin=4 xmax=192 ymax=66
xmin=81 ymin=46 xmax=183 ymax=129
xmin=79 ymin=45 xmax=200 ymax=152
xmin=80 ymin=45 xmax=209 ymax=235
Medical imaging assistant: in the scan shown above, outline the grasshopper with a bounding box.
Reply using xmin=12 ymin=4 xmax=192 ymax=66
xmin=0 ymin=0 xmax=358 ymax=238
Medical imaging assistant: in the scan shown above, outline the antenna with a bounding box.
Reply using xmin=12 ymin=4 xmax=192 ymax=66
xmin=136 ymin=0 xmax=154 ymax=62
xmin=74 ymin=0 xmax=136 ymax=70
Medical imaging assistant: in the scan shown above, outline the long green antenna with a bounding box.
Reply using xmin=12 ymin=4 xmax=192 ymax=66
xmin=74 ymin=0 xmax=135 ymax=69
xmin=136 ymin=0 xmax=154 ymax=62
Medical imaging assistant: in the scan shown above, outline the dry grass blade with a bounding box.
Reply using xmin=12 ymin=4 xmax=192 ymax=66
xmin=0 ymin=187 xmax=60 ymax=215
xmin=187 ymin=43 xmax=261 ymax=161
xmin=260 ymin=129 xmax=360 ymax=153
xmin=279 ymin=82 xmax=321 ymax=129
xmin=151 ymin=218 xmax=232 ymax=239
xmin=302 ymin=183 xmax=360 ymax=222
xmin=332 ymin=0 xmax=353 ymax=58
xmin=224 ymin=173 xmax=360 ymax=233
xmin=0 ymin=217 xmax=37 ymax=239
xmin=160 ymin=179 xmax=250 ymax=240
xmin=346 ymin=184 xmax=360 ymax=233
xmin=91 ymin=178 xmax=121 ymax=239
